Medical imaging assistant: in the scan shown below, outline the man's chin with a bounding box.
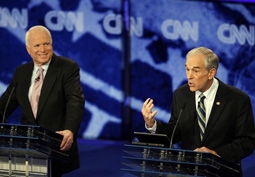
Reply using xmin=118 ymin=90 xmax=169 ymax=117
xmin=189 ymin=87 xmax=197 ymax=92
xmin=39 ymin=57 xmax=50 ymax=61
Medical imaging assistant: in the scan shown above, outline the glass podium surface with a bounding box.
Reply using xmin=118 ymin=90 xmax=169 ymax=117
xmin=0 ymin=123 xmax=69 ymax=177
xmin=122 ymin=144 xmax=241 ymax=177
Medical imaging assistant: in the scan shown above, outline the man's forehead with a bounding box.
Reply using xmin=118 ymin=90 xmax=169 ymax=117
xmin=186 ymin=56 xmax=205 ymax=68
xmin=185 ymin=64 xmax=201 ymax=69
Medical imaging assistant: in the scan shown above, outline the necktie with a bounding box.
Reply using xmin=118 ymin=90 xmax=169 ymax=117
xmin=31 ymin=67 xmax=44 ymax=118
xmin=197 ymin=93 xmax=206 ymax=140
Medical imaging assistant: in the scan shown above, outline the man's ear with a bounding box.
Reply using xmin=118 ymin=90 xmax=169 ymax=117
xmin=209 ymin=68 xmax=216 ymax=79
xmin=26 ymin=45 xmax=30 ymax=55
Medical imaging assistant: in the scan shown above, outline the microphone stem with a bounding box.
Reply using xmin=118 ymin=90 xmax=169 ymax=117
xmin=2 ymin=86 xmax=16 ymax=123
xmin=169 ymin=108 xmax=183 ymax=148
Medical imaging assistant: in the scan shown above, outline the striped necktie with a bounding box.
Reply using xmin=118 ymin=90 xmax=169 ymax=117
xmin=197 ymin=93 xmax=206 ymax=140
xmin=30 ymin=67 xmax=44 ymax=118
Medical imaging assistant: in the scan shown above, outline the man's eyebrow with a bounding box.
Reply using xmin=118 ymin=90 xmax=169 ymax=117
xmin=185 ymin=65 xmax=200 ymax=69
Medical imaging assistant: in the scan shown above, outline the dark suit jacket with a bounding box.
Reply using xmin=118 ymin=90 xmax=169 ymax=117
xmin=0 ymin=53 xmax=85 ymax=174
xmin=156 ymin=79 xmax=255 ymax=163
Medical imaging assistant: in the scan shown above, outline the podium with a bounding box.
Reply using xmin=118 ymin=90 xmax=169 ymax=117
xmin=0 ymin=123 xmax=69 ymax=177
xmin=122 ymin=133 xmax=241 ymax=177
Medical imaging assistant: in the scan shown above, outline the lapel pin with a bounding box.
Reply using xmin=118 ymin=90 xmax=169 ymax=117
xmin=216 ymin=102 xmax=220 ymax=105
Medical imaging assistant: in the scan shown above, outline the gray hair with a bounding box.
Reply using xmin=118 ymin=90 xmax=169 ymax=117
xmin=186 ymin=46 xmax=219 ymax=72
xmin=25 ymin=25 xmax=52 ymax=46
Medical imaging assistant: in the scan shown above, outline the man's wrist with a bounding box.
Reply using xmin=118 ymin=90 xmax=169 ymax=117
xmin=146 ymin=119 xmax=155 ymax=128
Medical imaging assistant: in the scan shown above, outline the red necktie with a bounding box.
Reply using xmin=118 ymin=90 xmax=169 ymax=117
xmin=30 ymin=67 xmax=44 ymax=118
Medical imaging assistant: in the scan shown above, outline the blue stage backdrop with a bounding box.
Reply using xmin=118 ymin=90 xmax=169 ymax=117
xmin=0 ymin=0 xmax=255 ymax=140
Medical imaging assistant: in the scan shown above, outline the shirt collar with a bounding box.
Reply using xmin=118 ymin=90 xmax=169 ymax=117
xmin=33 ymin=59 xmax=51 ymax=73
xmin=196 ymin=78 xmax=219 ymax=100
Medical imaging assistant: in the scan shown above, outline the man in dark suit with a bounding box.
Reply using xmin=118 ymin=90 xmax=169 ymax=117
xmin=141 ymin=46 xmax=255 ymax=164
xmin=0 ymin=25 xmax=85 ymax=176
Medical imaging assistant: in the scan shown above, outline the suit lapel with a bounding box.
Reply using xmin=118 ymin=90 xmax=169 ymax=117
xmin=36 ymin=54 xmax=58 ymax=119
xmin=186 ymin=91 xmax=196 ymax=119
xmin=186 ymin=91 xmax=202 ymax=147
xmin=17 ymin=63 xmax=36 ymax=122
xmin=22 ymin=64 xmax=33 ymax=104
xmin=201 ymin=81 xmax=227 ymax=143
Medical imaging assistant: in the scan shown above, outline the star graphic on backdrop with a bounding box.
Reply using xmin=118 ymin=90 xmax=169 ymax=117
xmin=27 ymin=0 xmax=61 ymax=10
xmin=73 ymin=0 xmax=121 ymax=50
xmin=83 ymin=102 xmax=121 ymax=138
xmin=132 ymin=36 xmax=187 ymax=92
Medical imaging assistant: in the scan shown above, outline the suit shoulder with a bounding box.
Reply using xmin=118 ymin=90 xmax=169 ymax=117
xmin=55 ymin=55 xmax=77 ymax=65
xmin=52 ymin=54 xmax=80 ymax=70
xmin=219 ymin=81 xmax=250 ymax=101
xmin=174 ymin=83 xmax=190 ymax=95
xmin=221 ymin=82 xmax=248 ymax=95
xmin=16 ymin=61 xmax=32 ymax=68
xmin=15 ymin=62 xmax=33 ymax=72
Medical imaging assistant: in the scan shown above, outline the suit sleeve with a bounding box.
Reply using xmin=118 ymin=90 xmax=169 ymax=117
xmin=215 ymin=95 xmax=255 ymax=162
xmin=155 ymin=89 xmax=184 ymax=143
xmin=63 ymin=62 xmax=85 ymax=135
xmin=0 ymin=70 xmax=19 ymax=121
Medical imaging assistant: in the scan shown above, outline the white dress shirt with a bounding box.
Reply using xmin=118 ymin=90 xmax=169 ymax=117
xmin=145 ymin=78 xmax=219 ymax=132
xmin=28 ymin=61 xmax=50 ymax=101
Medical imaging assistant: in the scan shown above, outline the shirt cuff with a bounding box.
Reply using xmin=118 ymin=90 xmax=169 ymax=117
xmin=145 ymin=121 xmax=157 ymax=134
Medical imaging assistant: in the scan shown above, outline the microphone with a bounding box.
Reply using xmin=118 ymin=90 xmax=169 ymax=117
xmin=2 ymin=84 xmax=17 ymax=123
xmin=169 ymin=103 xmax=186 ymax=148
